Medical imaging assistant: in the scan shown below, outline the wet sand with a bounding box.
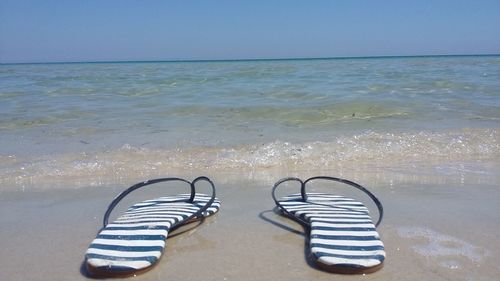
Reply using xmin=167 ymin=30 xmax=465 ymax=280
xmin=0 ymin=170 xmax=499 ymax=281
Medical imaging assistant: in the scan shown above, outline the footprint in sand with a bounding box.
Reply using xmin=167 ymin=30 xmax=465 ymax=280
xmin=397 ymin=226 xmax=488 ymax=269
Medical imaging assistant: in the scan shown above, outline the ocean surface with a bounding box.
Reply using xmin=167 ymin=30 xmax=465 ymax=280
xmin=1 ymin=56 xmax=499 ymax=189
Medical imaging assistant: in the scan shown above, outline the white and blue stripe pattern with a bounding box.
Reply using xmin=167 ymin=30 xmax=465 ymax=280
xmin=86 ymin=194 xmax=220 ymax=274
xmin=278 ymin=193 xmax=385 ymax=271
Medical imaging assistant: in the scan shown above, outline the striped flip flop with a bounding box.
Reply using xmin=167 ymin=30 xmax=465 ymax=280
xmin=85 ymin=176 xmax=220 ymax=277
xmin=272 ymin=176 xmax=385 ymax=274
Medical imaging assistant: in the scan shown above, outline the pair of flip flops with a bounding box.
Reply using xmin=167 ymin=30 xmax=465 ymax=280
xmin=85 ymin=176 xmax=385 ymax=276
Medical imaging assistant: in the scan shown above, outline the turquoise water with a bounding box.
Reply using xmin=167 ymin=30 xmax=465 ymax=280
xmin=1 ymin=56 xmax=499 ymax=188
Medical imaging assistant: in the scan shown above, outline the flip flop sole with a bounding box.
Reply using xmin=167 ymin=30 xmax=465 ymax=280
xmin=277 ymin=191 xmax=385 ymax=273
xmin=86 ymin=193 xmax=220 ymax=276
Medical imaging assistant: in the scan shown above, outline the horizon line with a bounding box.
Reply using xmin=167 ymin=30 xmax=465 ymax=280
xmin=1 ymin=53 xmax=499 ymax=65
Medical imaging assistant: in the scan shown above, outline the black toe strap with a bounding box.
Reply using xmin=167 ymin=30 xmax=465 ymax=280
xmin=103 ymin=176 xmax=216 ymax=228
xmin=272 ymin=176 xmax=384 ymax=227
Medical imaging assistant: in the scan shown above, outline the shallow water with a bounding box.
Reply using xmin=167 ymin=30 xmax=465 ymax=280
xmin=1 ymin=56 xmax=499 ymax=190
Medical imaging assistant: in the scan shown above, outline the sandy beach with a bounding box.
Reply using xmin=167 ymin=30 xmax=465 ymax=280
xmin=1 ymin=165 xmax=499 ymax=281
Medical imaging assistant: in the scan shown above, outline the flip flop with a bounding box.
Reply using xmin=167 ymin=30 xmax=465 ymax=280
xmin=272 ymin=176 xmax=385 ymax=274
xmin=85 ymin=176 xmax=220 ymax=277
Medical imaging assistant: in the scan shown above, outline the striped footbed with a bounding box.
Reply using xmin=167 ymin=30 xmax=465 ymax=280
xmin=86 ymin=193 xmax=220 ymax=272
xmin=279 ymin=193 xmax=385 ymax=269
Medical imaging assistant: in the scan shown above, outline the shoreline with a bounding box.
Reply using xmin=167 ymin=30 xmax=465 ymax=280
xmin=2 ymin=158 xmax=498 ymax=193
xmin=2 ymin=127 xmax=498 ymax=191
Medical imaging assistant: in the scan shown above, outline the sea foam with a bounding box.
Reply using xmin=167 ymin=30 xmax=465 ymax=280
xmin=1 ymin=129 xmax=498 ymax=190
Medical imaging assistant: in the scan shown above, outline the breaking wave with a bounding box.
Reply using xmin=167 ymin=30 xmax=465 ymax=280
xmin=1 ymin=128 xmax=498 ymax=189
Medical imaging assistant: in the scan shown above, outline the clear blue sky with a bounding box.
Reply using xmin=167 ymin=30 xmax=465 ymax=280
xmin=1 ymin=0 xmax=499 ymax=63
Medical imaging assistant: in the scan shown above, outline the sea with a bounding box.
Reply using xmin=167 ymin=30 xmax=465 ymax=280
xmin=1 ymin=55 xmax=499 ymax=190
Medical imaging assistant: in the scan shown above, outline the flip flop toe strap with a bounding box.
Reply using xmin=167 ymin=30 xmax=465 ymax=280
xmin=103 ymin=176 xmax=216 ymax=229
xmin=272 ymin=176 xmax=383 ymax=227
